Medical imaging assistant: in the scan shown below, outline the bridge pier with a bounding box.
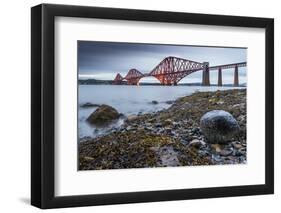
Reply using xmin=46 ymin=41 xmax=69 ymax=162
xmin=234 ymin=65 xmax=239 ymax=86
xmin=218 ymin=67 xmax=222 ymax=86
xmin=202 ymin=70 xmax=205 ymax=85
xmin=127 ymin=78 xmax=141 ymax=85
xmin=202 ymin=62 xmax=210 ymax=86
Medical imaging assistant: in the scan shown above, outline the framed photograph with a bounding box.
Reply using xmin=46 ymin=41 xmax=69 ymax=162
xmin=31 ymin=4 xmax=274 ymax=209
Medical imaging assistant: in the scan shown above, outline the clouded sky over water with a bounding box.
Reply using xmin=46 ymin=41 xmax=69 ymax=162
xmin=78 ymin=41 xmax=247 ymax=84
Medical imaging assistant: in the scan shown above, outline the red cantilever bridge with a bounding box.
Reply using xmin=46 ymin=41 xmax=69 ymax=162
xmin=113 ymin=56 xmax=246 ymax=86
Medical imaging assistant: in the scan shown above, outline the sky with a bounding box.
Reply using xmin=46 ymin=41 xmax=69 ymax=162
xmin=78 ymin=41 xmax=247 ymax=84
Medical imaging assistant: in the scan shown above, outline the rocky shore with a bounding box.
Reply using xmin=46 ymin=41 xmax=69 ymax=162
xmin=79 ymin=89 xmax=246 ymax=170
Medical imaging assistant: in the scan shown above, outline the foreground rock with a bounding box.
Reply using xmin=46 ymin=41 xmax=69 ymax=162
xmin=200 ymin=110 xmax=240 ymax=143
xmin=80 ymin=89 xmax=246 ymax=170
xmin=86 ymin=104 xmax=120 ymax=126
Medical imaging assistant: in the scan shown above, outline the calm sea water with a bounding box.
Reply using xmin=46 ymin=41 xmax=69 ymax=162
xmin=78 ymin=85 xmax=242 ymax=139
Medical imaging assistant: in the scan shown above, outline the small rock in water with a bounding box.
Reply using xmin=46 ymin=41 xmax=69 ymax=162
xmin=119 ymin=113 xmax=126 ymax=119
xmin=151 ymin=100 xmax=158 ymax=104
xmin=165 ymin=100 xmax=174 ymax=104
xmin=200 ymin=110 xmax=240 ymax=144
xmin=80 ymin=102 xmax=100 ymax=108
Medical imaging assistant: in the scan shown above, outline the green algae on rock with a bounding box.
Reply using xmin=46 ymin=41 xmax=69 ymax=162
xmin=86 ymin=104 xmax=120 ymax=127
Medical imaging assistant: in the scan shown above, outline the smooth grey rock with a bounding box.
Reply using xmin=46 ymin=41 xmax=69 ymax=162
xmin=200 ymin=110 xmax=240 ymax=143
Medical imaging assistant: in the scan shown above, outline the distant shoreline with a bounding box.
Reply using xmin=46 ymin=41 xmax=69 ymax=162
xmin=78 ymin=79 xmax=246 ymax=87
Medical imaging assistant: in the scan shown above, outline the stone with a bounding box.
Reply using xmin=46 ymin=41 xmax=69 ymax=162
xmin=87 ymin=104 xmax=120 ymax=126
xmin=217 ymin=101 xmax=224 ymax=105
xmin=125 ymin=115 xmax=138 ymax=123
xmin=191 ymin=127 xmax=201 ymax=135
xmin=220 ymin=147 xmax=233 ymax=156
xmin=151 ymin=100 xmax=158 ymax=104
xmin=80 ymin=102 xmax=100 ymax=108
xmin=180 ymin=139 xmax=189 ymax=145
xmin=154 ymin=123 xmax=162 ymax=128
xmin=188 ymin=139 xmax=206 ymax=149
xmin=165 ymin=127 xmax=173 ymax=134
xmin=157 ymin=146 xmax=180 ymax=167
xmin=200 ymin=110 xmax=240 ymax=143
xmin=165 ymin=100 xmax=174 ymax=104
xmin=212 ymin=154 xmax=222 ymax=162
xmin=236 ymin=147 xmax=246 ymax=156
xmin=163 ymin=119 xmax=173 ymax=126
xmin=83 ymin=156 xmax=94 ymax=161
xmin=211 ymin=144 xmax=222 ymax=153
xmin=232 ymin=141 xmax=243 ymax=149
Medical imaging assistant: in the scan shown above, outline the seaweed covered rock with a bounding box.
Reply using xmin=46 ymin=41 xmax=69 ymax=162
xmin=87 ymin=104 xmax=120 ymax=126
xmin=200 ymin=110 xmax=240 ymax=143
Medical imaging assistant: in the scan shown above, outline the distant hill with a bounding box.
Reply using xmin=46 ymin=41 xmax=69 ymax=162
xmin=79 ymin=79 xmax=115 ymax=85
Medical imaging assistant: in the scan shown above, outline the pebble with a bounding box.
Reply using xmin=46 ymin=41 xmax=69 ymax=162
xmin=236 ymin=147 xmax=246 ymax=156
xmin=232 ymin=141 xmax=243 ymax=149
xmin=155 ymin=123 xmax=162 ymax=128
xmin=211 ymin=144 xmax=222 ymax=153
xmin=188 ymin=139 xmax=206 ymax=149
xmin=220 ymin=147 xmax=233 ymax=156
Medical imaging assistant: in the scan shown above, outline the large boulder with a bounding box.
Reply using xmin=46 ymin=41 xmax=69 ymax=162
xmin=87 ymin=104 xmax=120 ymax=126
xmin=200 ymin=110 xmax=240 ymax=143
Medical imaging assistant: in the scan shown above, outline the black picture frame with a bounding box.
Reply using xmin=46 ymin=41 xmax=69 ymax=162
xmin=31 ymin=3 xmax=274 ymax=209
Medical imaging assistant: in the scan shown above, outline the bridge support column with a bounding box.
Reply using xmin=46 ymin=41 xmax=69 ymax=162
xmin=218 ymin=67 xmax=222 ymax=86
xmin=234 ymin=65 xmax=239 ymax=86
xmin=202 ymin=69 xmax=205 ymax=85
xmin=202 ymin=62 xmax=210 ymax=86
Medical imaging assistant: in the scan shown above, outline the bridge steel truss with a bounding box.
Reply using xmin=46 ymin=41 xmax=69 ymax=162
xmin=149 ymin=56 xmax=203 ymax=85
xmin=113 ymin=57 xmax=247 ymax=86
